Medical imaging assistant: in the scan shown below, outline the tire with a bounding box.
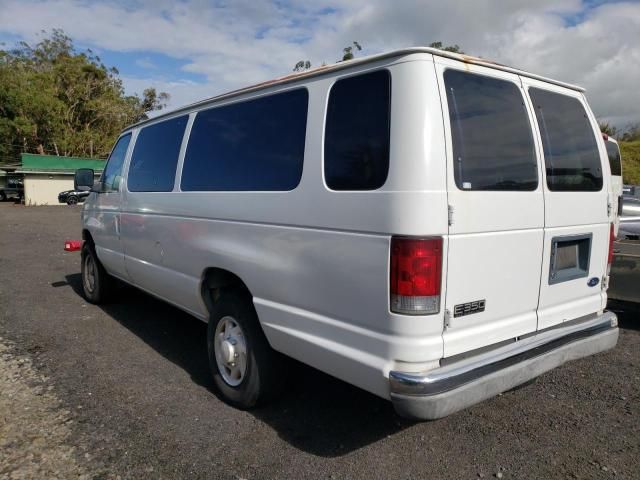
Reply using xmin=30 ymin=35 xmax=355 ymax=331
xmin=0 ymin=191 xmax=6 ymax=201
xmin=80 ymin=242 xmax=114 ymax=303
xmin=207 ymin=290 xmax=286 ymax=409
xmin=67 ymin=196 xmax=78 ymax=205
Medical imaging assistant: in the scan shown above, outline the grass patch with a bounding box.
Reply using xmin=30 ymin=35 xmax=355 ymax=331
xmin=620 ymin=141 xmax=640 ymax=185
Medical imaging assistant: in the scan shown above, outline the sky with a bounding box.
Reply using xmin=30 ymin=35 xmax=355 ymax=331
xmin=0 ymin=0 xmax=638 ymax=128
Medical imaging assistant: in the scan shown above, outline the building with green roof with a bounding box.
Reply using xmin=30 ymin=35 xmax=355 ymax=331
xmin=16 ymin=154 xmax=105 ymax=205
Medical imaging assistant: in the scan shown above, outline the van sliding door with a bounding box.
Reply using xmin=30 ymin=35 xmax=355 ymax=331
xmin=434 ymin=59 xmax=545 ymax=358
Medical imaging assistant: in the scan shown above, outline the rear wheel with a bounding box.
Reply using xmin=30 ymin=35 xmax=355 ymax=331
xmin=0 ymin=191 xmax=6 ymax=201
xmin=207 ymin=290 xmax=286 ymax=408
xmin=81 ymin=243 xmax=114 ymax=303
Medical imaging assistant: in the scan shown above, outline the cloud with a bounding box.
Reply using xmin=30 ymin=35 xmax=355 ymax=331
xmin=135 ymin=57 xmax=157 ymax=69
xmin=0 ymin=0 xmax=638 ymax=127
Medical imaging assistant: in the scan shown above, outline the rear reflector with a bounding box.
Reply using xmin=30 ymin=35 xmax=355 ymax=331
xmin=607 ymin=223 xmax=615 ymax=267
xmin=390 ymin=237 xmax=442 ymax=315
xmin=64 ymin=240 xmax=83 ymax=252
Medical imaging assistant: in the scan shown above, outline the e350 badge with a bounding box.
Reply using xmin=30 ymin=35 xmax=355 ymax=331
xmin=454 ymin=299 xmax=486 ymax=318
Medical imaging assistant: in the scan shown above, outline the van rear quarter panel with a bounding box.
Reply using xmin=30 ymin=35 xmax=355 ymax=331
xmin=119 ymin=56 xmax=449 ymax=399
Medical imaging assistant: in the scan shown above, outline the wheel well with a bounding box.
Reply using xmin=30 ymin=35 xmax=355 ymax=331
xmin=82 ymin=230 xmax=94 ymax=246
xmin=200 ymin=268 xmax=251 ymax=314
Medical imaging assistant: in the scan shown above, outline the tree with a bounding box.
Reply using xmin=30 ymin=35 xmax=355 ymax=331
xmin=293 ymin=60 xmax=311 ymax=72
xmin=341 ymin=41 xmax=362 ymax=61
xmin=599 ymin=122 xmax=618 ymax=137
xmin=292 ymin=41 xmax=363 ymax=72
xmin=0 ymin=29 xmax=169 ymax=162
xmin=429 ymin=41 xmax=464 ymax=53
xmin=621 ymin=123 xmax=640 ymax=142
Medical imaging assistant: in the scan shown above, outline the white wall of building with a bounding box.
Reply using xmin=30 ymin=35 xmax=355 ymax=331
xmin=24 ymin=174 xmax=73 ymax=206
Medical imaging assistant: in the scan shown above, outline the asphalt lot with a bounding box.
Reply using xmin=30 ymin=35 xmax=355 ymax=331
xmin=0 ymin=203 xmax=638 ymax=479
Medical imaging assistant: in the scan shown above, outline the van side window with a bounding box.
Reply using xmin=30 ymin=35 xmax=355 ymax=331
xmin=605 ymin=141 xmax=622 ymax=176
xmin=324 ymin=70 xmax=391 ymax=190
xmin=102 ymin=133 xmax=131 ymax=192
xmin=444 ymin=70 xmax=537 ymax=191
xmin=128 ymin=116 xmax=188 ymax=192
xmin=181 ymin=89 xmax=308 ymax=191
xmin=529 ymin=88 xmax=603 ymax=191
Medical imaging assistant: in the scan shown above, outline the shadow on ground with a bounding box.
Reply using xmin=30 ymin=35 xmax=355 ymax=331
xmin=607 ymin=300 xmax=640 ymax=331
xmin=61 ymin=273 xmax=409 ymax=457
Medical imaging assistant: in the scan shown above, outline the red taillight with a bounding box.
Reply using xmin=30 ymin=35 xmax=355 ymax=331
xmin=390 ymin=237 xmax=442 ymax=315
xmin=608 ymin=223 xmax=615 ymax=266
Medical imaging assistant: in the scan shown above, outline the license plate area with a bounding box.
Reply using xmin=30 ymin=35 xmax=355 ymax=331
xmin=549 ymin=234 xmax=592 ymax=285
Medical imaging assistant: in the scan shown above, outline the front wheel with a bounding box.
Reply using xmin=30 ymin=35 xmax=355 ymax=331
xmin=67 ymin=196 xmax=78 ymax=205
xmin=81 ymin=243 xmax=114 ymax=303
xmin=207 ymin=290 xmax=286 ymax=409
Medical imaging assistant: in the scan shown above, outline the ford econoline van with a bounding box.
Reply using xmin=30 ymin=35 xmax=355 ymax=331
xmin=73 ymin=47 xmax=619 ymax=420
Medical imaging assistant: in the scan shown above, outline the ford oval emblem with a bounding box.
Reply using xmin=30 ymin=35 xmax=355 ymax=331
xmin=588 ymin=277 xmax=600 ymax=287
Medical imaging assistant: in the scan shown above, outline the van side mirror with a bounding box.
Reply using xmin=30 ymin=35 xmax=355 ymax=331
xmin=74 ymin=168 xmax=94 ymax=191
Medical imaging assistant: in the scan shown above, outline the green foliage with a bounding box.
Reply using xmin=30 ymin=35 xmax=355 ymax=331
xmin=341 ymin=41 xmax=362 ymax=61
xmin=0 ymin=30 xmax=168 ymax=162
xmin=293 ymin=60 xmax=311 ymax=72
xmin=620 ymin=124 xmax=640 ymax=143
xmin=620 ymin=141 xmax=640 ymax=185
xmin=429 ymin=41 xmax=463 ymax=54
xmin=599 ymin=122 xmax=618 ymax=137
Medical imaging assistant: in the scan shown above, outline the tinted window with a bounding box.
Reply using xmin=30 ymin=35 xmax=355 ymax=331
xmin=128 ymin=116 xmax=188 ymax=192
xmin=529 ymin=88 xmax=602 ymax=191
xmin=324 ymin=70 xmax=391 ymax=190
xmin=102 ymin=134 xmax=131 ymax=192
xmin=605 ymin=140 xmax=622 ymax=176
xmin=445 ymin=70 xmax=537 ymax=191
xmin=181 ymin=89 xmax=308 ymax=191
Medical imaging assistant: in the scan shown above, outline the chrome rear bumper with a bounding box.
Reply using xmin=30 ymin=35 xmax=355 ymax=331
xmin=389 ymin=311 xmax=619 ymax=420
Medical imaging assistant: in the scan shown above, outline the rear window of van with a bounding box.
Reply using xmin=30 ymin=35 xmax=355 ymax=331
xmin=444 ymin=70 xmax=538 ymax=191
xmin=529 ymin=89 xmax=603 ymax=191
xmin=605 ymin=141 xmax=622 ymax=176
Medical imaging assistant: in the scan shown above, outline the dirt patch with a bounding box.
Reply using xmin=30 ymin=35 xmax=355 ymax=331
xmin=0 ymin=337 xmax=96 ymax=479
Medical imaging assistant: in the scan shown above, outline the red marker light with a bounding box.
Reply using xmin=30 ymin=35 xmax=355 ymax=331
xmin=64 ymin=240 xmax=83 ymax=252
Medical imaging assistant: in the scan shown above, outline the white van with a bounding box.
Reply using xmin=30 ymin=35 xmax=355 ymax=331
xmin=603 ymin=134 xmax=623 ymax=227
xmin=74 ymin=47 xmax=619 ymax=420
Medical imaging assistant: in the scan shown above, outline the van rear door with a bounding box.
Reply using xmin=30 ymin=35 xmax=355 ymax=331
xmin=522 ymin=79 xmax=611 ymax=329
xmin=434 ymin=59 xmax=545 ymax=357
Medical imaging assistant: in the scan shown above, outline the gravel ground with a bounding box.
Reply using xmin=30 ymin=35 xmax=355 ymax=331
xmin=0 ymin=203 xmax=638 ymax=480
xmin=0 ymin=337 xmax=91 ymax=479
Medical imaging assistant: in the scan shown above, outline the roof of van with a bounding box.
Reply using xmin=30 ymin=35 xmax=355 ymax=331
xmin=129 ymin=47 xmax=585 ymax=130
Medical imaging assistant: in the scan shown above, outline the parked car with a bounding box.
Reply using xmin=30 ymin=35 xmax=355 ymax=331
xmin=0 ymin=178 xmax=24 ymax=201
xmin=622 ymin=184 xmax=640 ymax=198
xmin=73 ymin=47 xmax=618 ymax=420
xmin=58 ymin=189 xmax=90 ymax=205
xmin=618 ymin=196 xmax=640 ymax=239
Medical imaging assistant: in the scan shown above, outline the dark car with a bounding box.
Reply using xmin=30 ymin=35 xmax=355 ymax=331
xmin=0 ymin=179 xmax=24 ymax=201
xmin=58 ymin=189 xmax=90 ymax=205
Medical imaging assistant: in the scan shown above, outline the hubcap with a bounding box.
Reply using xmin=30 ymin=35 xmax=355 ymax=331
xmin=83 ymin=254 xmax=96 ymax=294
xmin=213 ymin=316 xmax=247 ymax=386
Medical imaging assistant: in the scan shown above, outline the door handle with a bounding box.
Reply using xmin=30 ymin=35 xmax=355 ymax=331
xmin=114 ymin=216 xmax=120 ymax=236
